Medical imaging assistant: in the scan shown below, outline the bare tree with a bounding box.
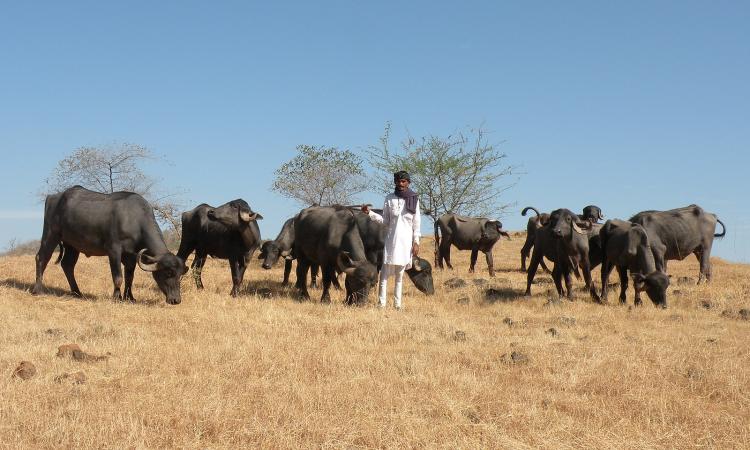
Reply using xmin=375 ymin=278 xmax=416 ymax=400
xmin=40 ymin=142 xmax=185 ymax=235
xmin=271 ymin=145 xmax=368 ymax=206
xmin=367 ymin=122 xmax=519 ymax=221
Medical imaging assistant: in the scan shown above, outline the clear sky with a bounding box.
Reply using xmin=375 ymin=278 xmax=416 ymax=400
xmin=1 ymin=1 xmax=748 ymax=262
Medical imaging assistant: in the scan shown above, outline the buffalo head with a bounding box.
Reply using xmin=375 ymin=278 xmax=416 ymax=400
xmin=207 ymin=199 xmax=263 ymax=228
xmin=549 ymin=208 xmax=592 ymax=239
xmin=258 ymin=240 xmax=291 ymax=270
xmin=137 ymin=249 xmax=188 ymax=305
xmin=405 ymin=256 xmax=435 ymax=295
xmin=581 ymin=205 xmax=605 ymax=223
xmin=633 ymin=272 xmax=670 ymax=308
xmin=337 ymin=251 xmax=378 ymax=305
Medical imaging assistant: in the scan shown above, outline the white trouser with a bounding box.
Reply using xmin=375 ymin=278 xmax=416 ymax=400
xmin=378 ymin=264 xmax=406 ymax=308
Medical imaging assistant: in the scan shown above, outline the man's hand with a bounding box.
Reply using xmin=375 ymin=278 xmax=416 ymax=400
xmin=360 ymin=204 xmax=370 ymax=214
xmin=412 ymin=242 xmax=420 ymax=257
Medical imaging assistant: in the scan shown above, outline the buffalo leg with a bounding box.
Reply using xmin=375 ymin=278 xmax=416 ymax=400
xmin=563 ymin=267 xmax=574 ymax=300
xmin=192 ymin=253 xmax=207 ymax=290
xmin=295 ymin=258 xmax=311 ymax=300
xmin=439 ymin=239 xmax=453 ymax=270
xmin=524 ymin=250 xmax=544 ymax=296
xmin=320 ymin=266 xmax=334 ymax=304
xmin=484 ymin=250 xmax=495 ymax=277
xmin=60 ymin=245 xmax=82 ymax=297
xmin=121 ymin=253 xmax=137 ymax=302
xmin=696 ymin=247 xmax=712 ymax=283
xmin=539 ymin=258 xmax=552 ymax=274
xmin=108 ymin=248 xmax=124 ymax=300
xmin=283 ymin=259 xmax=293 ymax=285
xmin=229 ymin=257 xmax=243 ymax=297
xmin=469 ymin=248 xmax=479 ymax=273
xmin=520 ymin=237 xmax=533 ymax=272
xmin=552 ymin=265 xmax=565 ymax=299
xmin=32 ymin=239 xmax=60 ymax=295
xmin=600 ymin=260 xmax=614 ymax=303
xmin=581 ymin=258 xmax=599 ymax=302
xmin=617 ymin=266 xmax=630 ymax=305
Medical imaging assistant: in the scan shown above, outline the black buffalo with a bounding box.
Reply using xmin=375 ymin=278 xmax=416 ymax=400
xmin=293 ymin=206 xmax=379 ymax=304
xmin=405 ymin=256 xmax=435 ymax=295
xmin=435 ymin=213 xmax=511 ymax=276
xmin=520 ymin=205 xmax=603 ymax=272
xmin=177 ymin=199 xmax=262 ymax=297
xmin=32 ymin=186 xmax=187 ymax=304
xmin=525 ymin=208 xmax=599 ymax=301
xmin=599 ymin=219 xmax=670 ymax=307
xmin=629 ymin=205 xmax=725 ymax=283
xmin=257 ymin=216 xmax=330 ymax=289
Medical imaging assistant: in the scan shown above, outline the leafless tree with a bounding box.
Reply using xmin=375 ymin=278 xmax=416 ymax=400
xmin=40 ymin=143 xmax=185 ymax=236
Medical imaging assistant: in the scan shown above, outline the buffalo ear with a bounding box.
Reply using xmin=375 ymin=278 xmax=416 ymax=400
xmin=539 ymin=215 xmax=550 ymax=226
xmin=280 ymin=249 xmax=292 ymax=258
xmin=632 ymin=273 xmax=647 ymax=292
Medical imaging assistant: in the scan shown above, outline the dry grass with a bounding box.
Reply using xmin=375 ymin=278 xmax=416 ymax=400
xmin=1 ymin=236 xmax=748 ymax=449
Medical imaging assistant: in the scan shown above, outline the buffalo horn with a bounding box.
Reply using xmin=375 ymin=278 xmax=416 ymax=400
xmin=137 ymin=249 xmax=160 ymax=272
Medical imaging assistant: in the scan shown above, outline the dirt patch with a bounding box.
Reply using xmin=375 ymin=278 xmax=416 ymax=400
xmin=12 ymin=361 xmax=36 ymax=380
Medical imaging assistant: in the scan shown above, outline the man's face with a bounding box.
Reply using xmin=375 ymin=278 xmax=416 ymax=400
xmin=395 ymin=178 xmax=410 ymax=191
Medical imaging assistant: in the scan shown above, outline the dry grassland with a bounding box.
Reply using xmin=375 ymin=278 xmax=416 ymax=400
xmin=1 ymin=235 xmax=749 ymax=449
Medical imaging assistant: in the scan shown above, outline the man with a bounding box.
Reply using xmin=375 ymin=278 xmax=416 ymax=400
xmin=363 ymin=171 xmax=421 ymax=309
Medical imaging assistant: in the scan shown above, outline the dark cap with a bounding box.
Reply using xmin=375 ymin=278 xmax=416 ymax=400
xmin=393 ymin=170 xmax=410 ymax=181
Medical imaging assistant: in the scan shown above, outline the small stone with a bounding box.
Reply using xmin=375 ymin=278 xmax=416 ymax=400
xmin=45 ymin=328 xmax=64 ymax=336
xmin=12 ymin=361 xmax=36 ymax=380
xmin=677 ymin=276 xmax=693 ymax=285
xmin=672 ymin=289 xmax=682 ymax=296
xmin=453 ymin=330 xmax=467 ymax=342
xmin=558 ymin=316 xmax=576 ymax=326
xmin=739 ymin=309 xmax=750 ymax=321
xmin=472 ymin=279 xmax=488 ymax=287
xmin=510 ymin=351 xmax=528 ymax=364
xmin=502 ymin=317 xmax=514 ymax=326
xmin=444 ymin=278 xmax=467 ymax=289
xmin=54 ymin=371 xmax=87 ymax=384
xmin=700 ymin=300 xmax=712 ymax=309
xmin=457 ymin=297 xmax=470 ymax=305
xmin=57 ymin=344 xmax=82 ymax=358
xmin=721 ymin=309 xmax=734 ymax=319
xmin=706 ymin=338 xmax=717 ymax=344
xmin=546 ymin=327 xmax=558 ymax=337
xmin=686 ymin=367 xmax=704 ymax=381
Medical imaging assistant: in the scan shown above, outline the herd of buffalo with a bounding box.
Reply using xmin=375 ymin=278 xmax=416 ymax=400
xmin=29 ymin=185 xmax=726 ymax=308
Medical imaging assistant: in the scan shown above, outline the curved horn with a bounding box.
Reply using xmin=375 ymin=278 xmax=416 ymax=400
xmin=572 ymin=221 xmax=585 ymax=235
xmin=280 ymin=248 xmax=292 ymax=258
xmin=137 ymin=249 xmax=160 ymax=272
xmin=411 ymin=257 xmax=422 ymax=272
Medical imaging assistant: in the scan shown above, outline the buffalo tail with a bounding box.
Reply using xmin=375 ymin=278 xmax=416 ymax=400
xmin=715 ymin=219 xmax=726 ymax=238
xmin=521 ymin=206 xmax=541 ymax=217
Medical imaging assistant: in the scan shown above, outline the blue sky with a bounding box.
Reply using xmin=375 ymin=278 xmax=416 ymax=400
xmin=1 ymin=1 xmax=748 ymax=262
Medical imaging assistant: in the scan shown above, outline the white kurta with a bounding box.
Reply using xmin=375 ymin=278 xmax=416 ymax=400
xmin=368 ymin=193 xmax=421 ymax=267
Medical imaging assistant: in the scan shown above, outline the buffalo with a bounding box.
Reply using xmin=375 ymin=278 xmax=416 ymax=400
xmin=293 ymin=206 xmax=379 ymax=304
xmin=599 ymin=219 xmax=670 ymax=307
xmin=32 ymin=186 xmax=187 ymax=304
xmin=520 ymin=205 xmax=603 ymax=272
xmin=435 ymin=213 xmax=511 ymax=276
xmin=177 ymin=199 xmax=262 ymax=297
xmin=524 ymin=208 xmax=600 ymax=301
xmin=629 ymin=205 xmax=725 ymax=283
xmin=257 ymin=216 xmax=332 ymax=289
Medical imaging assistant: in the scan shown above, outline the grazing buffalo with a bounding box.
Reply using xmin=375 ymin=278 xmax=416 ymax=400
xmin=599 ymin=219 xmax=670 ymax=307
xmin=629 ymin=205 xmax=725 ymax=283
xmin=435 ymin=213 xmax=511 ymax=276
xmin=520 ymin=205 xmax=604 ymax=272
xmin=177 ymin=199 xmax=262 ymax=297
xmin=257 ymin=216 xmax=330 ymax=289
xmin=293 ymin=206 xmax=379 ymax=304
xmin=32 ymin=186 xmax=187 ymax=304
xmin=525 ymin=208 xmax=599 ymax=301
